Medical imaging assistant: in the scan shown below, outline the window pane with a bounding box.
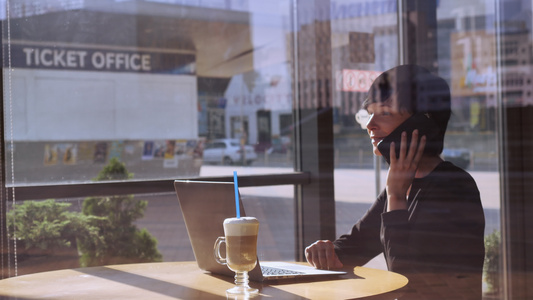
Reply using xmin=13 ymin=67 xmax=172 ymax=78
xmin=331 ymin=0 xmax=503 ymax=298
xmin=330 ymin=0 xmax=398 ymax=270
xmin=3 ymin=1 xmax=295 ymax=186
xmin=2 ymin=0 xmax=297 ymax=275
xmin=441 ymin=2 xmax=502 ymax=297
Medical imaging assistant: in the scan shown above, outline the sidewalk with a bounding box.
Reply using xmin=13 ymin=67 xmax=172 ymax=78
xmin=201 ymin=165 xmax=501 ymax=209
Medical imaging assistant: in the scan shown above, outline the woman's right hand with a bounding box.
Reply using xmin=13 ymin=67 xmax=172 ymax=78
xmin=305 ymin=240 xmax=343 ymax=270
xmin=386 ymin=129 xmax=426 ymax=211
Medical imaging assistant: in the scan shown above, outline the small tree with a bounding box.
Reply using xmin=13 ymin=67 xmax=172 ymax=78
xmin=78 ymin=157 xmax=162 ymax=267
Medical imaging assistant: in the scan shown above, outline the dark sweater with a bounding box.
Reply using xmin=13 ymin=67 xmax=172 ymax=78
xmin=333 ymin=161 xmax=485 ymax=299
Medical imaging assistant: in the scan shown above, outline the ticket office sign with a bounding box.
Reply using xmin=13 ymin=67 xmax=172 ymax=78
xmin=7 ymin=44 xmax=196 ymax=75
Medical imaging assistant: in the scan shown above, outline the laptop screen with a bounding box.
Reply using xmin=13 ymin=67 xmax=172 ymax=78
xmin=174 ymin=180 xmax=245 ymax=276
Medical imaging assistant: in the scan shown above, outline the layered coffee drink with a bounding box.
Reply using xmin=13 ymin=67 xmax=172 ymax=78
xmin=223 ymin=217 xmax=259 ymax=272
xmin=214 ymin=216 xmax=260 ymax=296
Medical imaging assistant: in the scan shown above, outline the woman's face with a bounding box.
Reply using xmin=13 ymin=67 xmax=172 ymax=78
xmin=365 ymin=102 xmax=412 ymax=156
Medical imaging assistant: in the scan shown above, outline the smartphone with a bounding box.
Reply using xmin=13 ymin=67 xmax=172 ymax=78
xmin=377 ymin=113 xmax=441 ymax=165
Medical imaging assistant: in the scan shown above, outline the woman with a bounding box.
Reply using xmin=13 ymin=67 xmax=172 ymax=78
xmin=305 ymin=65 xmax=485 ymax=299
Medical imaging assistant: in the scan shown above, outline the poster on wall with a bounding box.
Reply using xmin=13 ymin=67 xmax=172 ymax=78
xmin=109 ymin=141 xmax=124 ymax=161
xmin=94 ymin=142 xmax=108 ymax=163
xmin=62 ymin=144 xmax=77 ymax=165
xmin=164 ymin=140 xmax=175 ymax=160
xmin=77 ymin=142 xmax=95 ymax=162
xmin=44 ymin=144 xmax=59 ymax=166
xmin=153 ymin=141 xmax=166 ymax=158
xmin=142 ymin=141 xmax=155 ymax=160
xmin=163 ymin=140 xmax=178 ymax=168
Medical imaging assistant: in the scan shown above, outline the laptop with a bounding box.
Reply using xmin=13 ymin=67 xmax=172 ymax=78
xmin=174 ymin=179 xmax=346 ymax=281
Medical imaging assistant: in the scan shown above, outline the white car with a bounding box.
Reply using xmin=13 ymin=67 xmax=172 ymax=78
xmin=203 ymin=139 xmax=257 ymax=165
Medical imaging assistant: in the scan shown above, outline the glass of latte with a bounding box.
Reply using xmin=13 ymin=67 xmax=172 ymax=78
xmin=214 ymin=216 xmax=259 ymax=296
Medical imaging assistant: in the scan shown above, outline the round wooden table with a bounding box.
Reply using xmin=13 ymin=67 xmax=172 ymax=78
xmin=0 ymin=261 xmax=408 ymax=299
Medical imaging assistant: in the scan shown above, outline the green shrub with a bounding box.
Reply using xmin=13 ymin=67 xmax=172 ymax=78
xmin=484 ymin=230 xmax=501 ymax=294
xmin=77 ymin=157 xmax=162 ymax=267
xmin=8 ymin=157 xmax=162 ymax=268
xmin=7 ymin=199 xmax=102 ymax=253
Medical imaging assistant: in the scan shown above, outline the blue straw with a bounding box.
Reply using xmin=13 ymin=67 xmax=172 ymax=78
xmin=233 ymin=171 xmax=241 ymax=218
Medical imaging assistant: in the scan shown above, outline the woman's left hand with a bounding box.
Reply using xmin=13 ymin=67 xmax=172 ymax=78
xmin=386 ymin=129 xmax=426 ymax=211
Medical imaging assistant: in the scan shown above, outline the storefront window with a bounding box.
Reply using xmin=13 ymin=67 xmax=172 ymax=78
xmin=3 ymin=1 xmax=533 ymax=299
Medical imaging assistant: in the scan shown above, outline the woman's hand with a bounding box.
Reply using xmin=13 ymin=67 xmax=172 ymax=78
xmin=305 ymin=240 xmax=343 ymax=270
xmin=386 ymin=130 xmax=426 ymax=211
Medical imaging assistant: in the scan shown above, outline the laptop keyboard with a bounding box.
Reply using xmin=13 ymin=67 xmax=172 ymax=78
xmin=261 ymin=266 xmax=305 ymax=276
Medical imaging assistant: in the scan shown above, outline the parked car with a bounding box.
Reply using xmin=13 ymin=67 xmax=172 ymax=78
xmin=442 ymin=148 xmax=471 ymax=169
xmin=203 ymin=139 xmax=258 ymax=165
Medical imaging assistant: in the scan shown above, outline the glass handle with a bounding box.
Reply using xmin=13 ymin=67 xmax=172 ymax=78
xmin=214 ymin=236 xmax=226 ymax=265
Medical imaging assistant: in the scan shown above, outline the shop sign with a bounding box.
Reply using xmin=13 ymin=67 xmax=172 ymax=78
xmin=341 ymin=69 xmax=381 ymax=92
xmin=463 ymin=66 xmax=497 ymax=93
xmin=450 ymin=31 xmax=497 ymax=96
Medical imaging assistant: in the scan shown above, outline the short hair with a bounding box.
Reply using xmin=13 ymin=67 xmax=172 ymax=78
xmin=363 ymin=64 xmax=451 ymax=155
